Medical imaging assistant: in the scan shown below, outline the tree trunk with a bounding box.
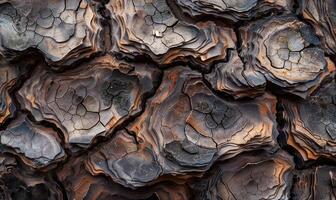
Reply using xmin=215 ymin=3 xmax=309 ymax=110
xmin=0 ymin=0 xmax=335 ymax=199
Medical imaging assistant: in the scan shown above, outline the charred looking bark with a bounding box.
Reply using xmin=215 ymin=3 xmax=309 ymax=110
xmin=0 ymin=0 xmax=336 ymax=199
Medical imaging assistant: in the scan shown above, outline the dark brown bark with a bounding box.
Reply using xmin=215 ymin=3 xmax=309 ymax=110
xmin=0 ymin=0 xmax=335 ymax=199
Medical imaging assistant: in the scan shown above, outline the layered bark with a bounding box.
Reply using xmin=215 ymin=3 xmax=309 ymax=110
xmin=0 ymin=0 xmax=335 ymax=199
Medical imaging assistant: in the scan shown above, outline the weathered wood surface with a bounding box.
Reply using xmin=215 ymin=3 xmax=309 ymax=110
xmin=0 ymin=0 xmax=336 ymax=199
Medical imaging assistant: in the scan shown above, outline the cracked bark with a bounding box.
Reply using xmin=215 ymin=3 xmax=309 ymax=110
xmin=0 ymin=0 xmax=336 ymax=199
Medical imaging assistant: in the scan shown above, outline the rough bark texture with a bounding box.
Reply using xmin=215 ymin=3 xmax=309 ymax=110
xmin=0 ymin=0 xmax=335 ymax=199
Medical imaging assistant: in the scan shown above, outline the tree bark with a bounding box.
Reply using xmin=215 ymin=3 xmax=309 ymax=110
xmin=0 ymin=0 xmax=335 ymax=199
